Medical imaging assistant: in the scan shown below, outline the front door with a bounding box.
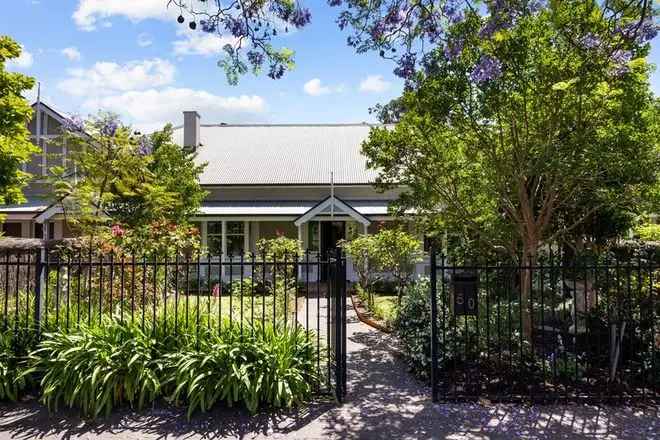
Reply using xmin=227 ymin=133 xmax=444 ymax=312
xmin=320 ymin=221 xmax=345 ymax=280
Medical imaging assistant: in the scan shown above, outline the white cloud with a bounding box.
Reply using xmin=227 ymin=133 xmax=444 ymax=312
xmin=73 ymin=0 xmax=171 ymax=31
xmin=57 ymin=58 xmax=175 ymax=97
xmin=359 ymin=75 xmax=392 ymax=93
xmin=84 ymin=87 xmax=266 ymax=132
xmin=304 ymin=78 xmax=328 ymax=96
xmin=137 ymin=33 xmax=153 ymax=47
xmin=7 ymin=46 xmax=34 ymax=69
xmin=303 ymin=78 xmax=345 ymax=97
xmin=61 ymin=47 xmax=82 ymax=62
xmin=172 ymin=28 xmax=239 ymax=57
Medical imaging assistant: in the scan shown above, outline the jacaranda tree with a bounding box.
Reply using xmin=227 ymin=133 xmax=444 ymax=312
xmin=360 ymin=2 xmax=659 ymax=339
xmin=171 ymin=1 xmax=657 ymax=84
xmin=0 ymin=36 xmax=38 ymax=225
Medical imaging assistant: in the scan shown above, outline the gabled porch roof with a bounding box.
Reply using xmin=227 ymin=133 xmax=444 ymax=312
xmin=293 ymin=196 xmax=371 ymax=227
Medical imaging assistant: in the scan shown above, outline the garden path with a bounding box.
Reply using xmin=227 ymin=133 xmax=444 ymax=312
xmin=0 ymin=303 xmax=657 ymax=439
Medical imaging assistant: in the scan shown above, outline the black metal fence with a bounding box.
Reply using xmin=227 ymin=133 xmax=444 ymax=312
xmin=429 ymin=248 xmax=660 ymax=403
xmin=0 ymin=247 xmax=347 ymax=399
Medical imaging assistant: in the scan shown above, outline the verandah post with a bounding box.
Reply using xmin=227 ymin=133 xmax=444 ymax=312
xmin=430 ymin=245 xmax=439 ymax=402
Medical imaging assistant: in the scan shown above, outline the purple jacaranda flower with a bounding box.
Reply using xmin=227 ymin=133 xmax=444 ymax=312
xmin=100 ymin=119 xmax=118 ymax=137
xmin=328 ymin=0 xmax=342 ymax=6
xmin=528 ymin=0 xmax=545 ymax=14
xmin=370 ymin=21 xmax=386 ymax=40
xmin=579 ymin=32 xmax=601 ymax=49
xmin=443 ymin=38 xmax=464 ymax=61
xmin=291 ymin=7 xmax=312 ymax=28
xmin=619 ymin=17 xmax=659 ymax=44
xmin=138 ymin=136 xmax=152 ymax=156
xmin=611 ymin=49 xmax=632 ymax=76
xmin=384 ymin=6 xmax=403 ymax=25
xmin=200 ymin=19 xmax=217 ymax=33
xmin=62 ymin=115 xmax=84 ymax=133
xmin=268 ymin=63 xmax=285 ymax=80
xmin=443 ymin=0 xmax=464 ymax=25
xmin=247 ymin=50 xmax=264 ymax=68
xmin=226 ymin=17 xmax=246 ymax=37
xmin=470 ymin=55 xmax=502 ymax=83
xmin=394 ymin=53 xmax=417 ymax=79
xmin=479 ymin=20 xmax=499 ymax=38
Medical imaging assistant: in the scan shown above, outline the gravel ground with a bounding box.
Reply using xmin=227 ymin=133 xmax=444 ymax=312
xmin=0 ymin=304 xmax=657 ymax=440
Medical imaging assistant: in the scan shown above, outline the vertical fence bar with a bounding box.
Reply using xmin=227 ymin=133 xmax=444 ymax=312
xmin=153 ymin=255 xmax=158 ymax=335
xmin=239 ymin=253 xmax=244 ymax=336
xmin=196 ymin=253 xmax=201 ymax=341
xmin=250 ymin=253 xmax=255 ymax=334
xmin=98 ymin=252 xmax=104 ymax=325
xmin=207 ymin=253 xmax=212 ymax=332
xmin=131 ymin=253 xmax=136 ymax=324
xmin=228 ymin=253 xmax=233 ymax=328
xmin=430 ymin=246 xmax=439 ymax=402
xmin=34 ymin=247 xmax=45 ymax=333
xmin=76 ymin=249 xmax=82 ymax=326
xmin=3 ymin=251 xmax=9 ymax=331
xmin=163 ymin=254 xmax=168 ymax=333
xmin=120 ymin=255 xmax=125 ymax=324
xmin=66 ymin=253 xmax=71 ymax=330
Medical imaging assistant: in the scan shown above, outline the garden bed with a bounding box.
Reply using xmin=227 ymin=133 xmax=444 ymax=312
xmin=350 ymin=288 xmax=397 ymax=332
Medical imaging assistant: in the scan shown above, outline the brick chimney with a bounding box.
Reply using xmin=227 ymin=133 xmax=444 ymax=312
xmin=183 ymin=111 xmax=200 ymax=150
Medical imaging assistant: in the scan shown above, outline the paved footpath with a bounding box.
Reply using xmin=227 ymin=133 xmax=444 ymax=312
xmin=0 ymin=304 xmax=657 ymax=440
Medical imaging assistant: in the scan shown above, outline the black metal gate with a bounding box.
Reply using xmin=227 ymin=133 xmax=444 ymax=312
xmin=328 ymin=248 xmax=347 ymax=402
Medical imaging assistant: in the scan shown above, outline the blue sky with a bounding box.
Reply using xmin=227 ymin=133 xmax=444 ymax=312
xmin=2 ymin=0 xmax=658 ymax=132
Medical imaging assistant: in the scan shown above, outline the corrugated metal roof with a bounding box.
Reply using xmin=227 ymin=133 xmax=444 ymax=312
xmin=171 ymin=124 xmax=382 ymax=185
xmin=197 ymin=200 xmax=390 ymax=216
xmin=0 ymin=201 xmax=48 ymax=213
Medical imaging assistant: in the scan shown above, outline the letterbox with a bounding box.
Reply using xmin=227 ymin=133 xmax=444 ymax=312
xmin=452 ymin=272 xmax=478 ymax=316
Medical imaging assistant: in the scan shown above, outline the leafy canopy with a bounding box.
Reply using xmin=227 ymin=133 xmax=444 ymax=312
xmin=0 ymin=35 xmax=38 ymax=223
xmin=362 ymin=1 xmax=660 ymax=259
xmin=52 ymin=116 xmax=207 ymax=255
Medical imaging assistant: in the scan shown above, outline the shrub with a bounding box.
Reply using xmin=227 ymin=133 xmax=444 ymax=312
xmin=0 ymin=331 xmax=29 ymax=401
xmin=163 ymin=321 xmax=316 ymax=417
xmin=342 ymin=229 xmax=422 ymax=306
xmin=393 ymin=279 xmax=437 ymax=380
xmin=28 ymin=319 xmax=162 ymax=418
xmin=635 ymin=223 xmax=660 ymax=242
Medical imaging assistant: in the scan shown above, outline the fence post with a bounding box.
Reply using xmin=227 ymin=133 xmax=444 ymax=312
xmin=34 ymin=245 xmax=46 ymax=332
xmin=430 ymin=245 xmax=439 ymax=402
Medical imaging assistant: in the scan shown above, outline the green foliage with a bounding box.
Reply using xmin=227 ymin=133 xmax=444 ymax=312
xmin=363 ymin=3 xmax=660 ymax=258
xmin=635 ymin=223 xmax=660 ymax=242
xmin=0 ymin=35 xmax=39 ymax=224
xmin=163 ymin=322 xmax=316 ymax=417
xmin=0 ymin=331 xmax=28 ymax=401
xmin=341 ymin=234 xmax=382 ymax=293
xmin=52 ymin=118 xmax=206 ymax=256
xmin=393 ymin=279 xmax=438 ymax=380
xmin=255 ymin=236 xmax=302 ymax=260
xmin=343 ymin=229 xmax=422 ymax=304
xmin=28 ymin=320 xmax=162 ymax=418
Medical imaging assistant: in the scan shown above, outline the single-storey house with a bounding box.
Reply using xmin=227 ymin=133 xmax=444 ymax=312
xmin=0 ymin=102 xmax=427 ymax=280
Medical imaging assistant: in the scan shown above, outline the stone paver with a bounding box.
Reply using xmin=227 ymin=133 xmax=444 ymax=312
xmin=0 ymin=303 xmax=657 ymax=439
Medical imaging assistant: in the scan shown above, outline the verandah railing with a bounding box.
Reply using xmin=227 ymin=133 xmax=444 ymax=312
xmin=429 ymin=248 xmax=660 ymax=403
xmin=0 ymin=247 xmax=346 ymax=396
